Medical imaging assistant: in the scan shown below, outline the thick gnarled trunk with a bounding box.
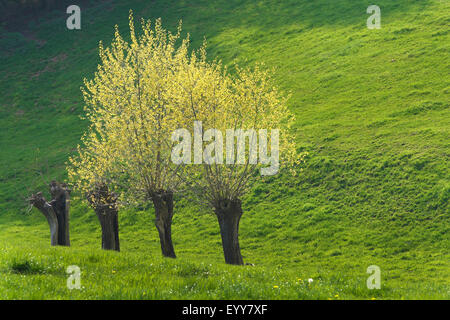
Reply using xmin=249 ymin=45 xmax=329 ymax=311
xmin=214 ymin=199 xmax=244 ymax=265
xmin=29 ymin=181 xmax=70 ymax=246
xmin=95 ymin=205 xmax=120 ymax=251
xmin=87 ymin=184 xmax=120 ymax=252
xmin=50 ymin=181 xmax=70 ymax=246
xmin=29 ymin=193 xmax=59 ymax=245
xmin=152 ymin=191 xmax=176 ymax=258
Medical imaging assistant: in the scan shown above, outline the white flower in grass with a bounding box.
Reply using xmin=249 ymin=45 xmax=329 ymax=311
xmin=308 ymin=278 xmax=314 ymax=284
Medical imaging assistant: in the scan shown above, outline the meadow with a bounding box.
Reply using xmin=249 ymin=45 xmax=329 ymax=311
xmin=0 ymin=0 xmax=448 ymax=299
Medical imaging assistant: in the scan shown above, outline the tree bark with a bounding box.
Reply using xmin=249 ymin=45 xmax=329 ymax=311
xmin=214 ymin=199 xmax=244 ymax=265
xmin=29 ymin=181 xmax=70 ymax=246
xmin=28 ymin=192 xmax=59 ymax=246
xmin=49 ymin=181 xmax=70 ymax=246
xmin=87 ymin=184 xmax=120 ymax=252
xmin=152 ymin=191 xmax=176 ymax=258
xmin=94 ymin=205 xmax=120 ymax=251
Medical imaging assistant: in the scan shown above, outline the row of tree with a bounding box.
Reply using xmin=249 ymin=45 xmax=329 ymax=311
xmin=32 ymin=13 xmax=306 ymax=265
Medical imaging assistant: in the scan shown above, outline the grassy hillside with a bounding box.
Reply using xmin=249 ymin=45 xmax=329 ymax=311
xmin=0 ymin=0 xmax=448 ymax=299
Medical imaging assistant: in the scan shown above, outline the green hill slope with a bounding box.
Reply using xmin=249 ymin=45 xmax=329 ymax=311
xmin=0 ymin=0 xmax=448 ymax=299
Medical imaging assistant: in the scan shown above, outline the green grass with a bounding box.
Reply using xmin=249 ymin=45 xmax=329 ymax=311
xmin=0 ymin=0 xmax=449 ymax=299
xmin=0 ymin=207 xmax=448 ymax=300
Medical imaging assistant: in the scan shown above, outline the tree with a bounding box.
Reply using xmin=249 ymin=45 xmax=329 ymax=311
xmin=68 ymin=131 xmax=121 ymax=251
xmin=87 ymin=183 xmax=120 ymax=251
xmin=171 ymin=58 xmax=306 ymax=264
xmin=68 ymin=12 xmax=305 ymax=263
xmin=68 ymin=12 xmax=191 ymax=258
xmin=29 ymin=181 xmax=71 ymax=246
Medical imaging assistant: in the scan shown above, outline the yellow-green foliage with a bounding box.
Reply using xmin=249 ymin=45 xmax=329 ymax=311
xmin=68 ymin=12 xmax=192 ymax=206
xmin=173 ymin=60 xmax=307 ymax=204
xmin=68 ymin=11 xmax=305 ymax=207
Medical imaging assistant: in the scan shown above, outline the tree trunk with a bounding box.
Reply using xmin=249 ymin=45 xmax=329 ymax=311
xmin=28 ymin=192 xmax=59 ymax=246
xmin=214 ymin=199 xmax=244 ymax=265
xmin=152 ymin=191 xmax=176 ymax=258
xmin=29 ymin=181 xmax=70 ymax=246
xmin=49 ymin=181 xmax=70 ymax=246
xmin=87 ymin=183 xmax=120 ymax=252
xmin=94 ymin=205 xmax=120 ymax=252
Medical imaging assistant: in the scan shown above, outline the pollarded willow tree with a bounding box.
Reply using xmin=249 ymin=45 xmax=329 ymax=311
xmin=68 ymin=98 xmax=122 ymax=252
xmin=68 ymin=12 xmax=193 ymax=258
xmin=28 ymin=181 xmax=71 ymax=246
xmin=170 ymin=56 xmax=306 ymax=264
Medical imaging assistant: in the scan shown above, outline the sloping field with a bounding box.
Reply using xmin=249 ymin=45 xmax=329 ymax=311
xmin=0 ymin=0 xmax=448 ymax=299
